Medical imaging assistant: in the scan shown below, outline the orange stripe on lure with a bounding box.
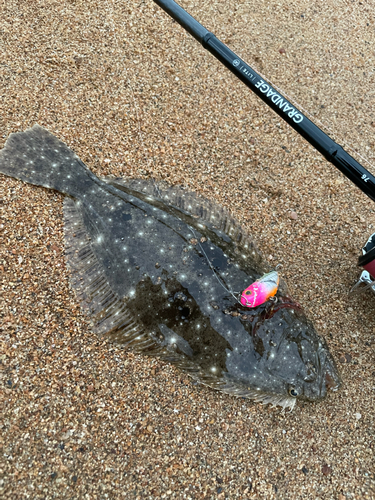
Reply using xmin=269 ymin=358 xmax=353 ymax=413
xmin=240 ymin=271 xmax=280 ymax=308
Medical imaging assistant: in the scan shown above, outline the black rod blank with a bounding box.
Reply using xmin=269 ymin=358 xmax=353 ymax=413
xmin=153 ymin=0 xmax=375 ymax=202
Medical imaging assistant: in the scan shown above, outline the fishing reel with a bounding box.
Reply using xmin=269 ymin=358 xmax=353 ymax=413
xmin=351 ymin=232 xmax=375 ymax=294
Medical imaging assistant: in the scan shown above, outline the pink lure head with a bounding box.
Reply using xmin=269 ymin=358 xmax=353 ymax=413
xmin=240 ymin=271 xmax=279 ymax=308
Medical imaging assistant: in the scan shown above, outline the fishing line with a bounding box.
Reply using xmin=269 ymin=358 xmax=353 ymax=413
xmin=188 ymin=224 xmax=242 ymax=303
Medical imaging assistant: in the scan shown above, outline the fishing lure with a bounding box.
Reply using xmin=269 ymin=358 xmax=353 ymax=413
xmin=240 ymin=271 xmax=279 ymax=308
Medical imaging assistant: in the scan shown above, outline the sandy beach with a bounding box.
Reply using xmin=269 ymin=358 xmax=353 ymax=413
xmin=1 ymin=0 xmax=374 ymax=498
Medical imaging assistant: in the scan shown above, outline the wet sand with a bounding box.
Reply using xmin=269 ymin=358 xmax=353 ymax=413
xmin=1 ymin=1 xmax=374 ymax=498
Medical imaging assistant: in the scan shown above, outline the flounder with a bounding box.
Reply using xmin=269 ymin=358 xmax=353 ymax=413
xmin=0 ymin=125 xmax=341 ymax=410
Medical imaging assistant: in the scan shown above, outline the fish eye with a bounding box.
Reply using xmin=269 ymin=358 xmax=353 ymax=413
xmin=288 ymin=387 xmax=298 ymax=397
xmin=245 ymin=290 xmax=252 ymax=296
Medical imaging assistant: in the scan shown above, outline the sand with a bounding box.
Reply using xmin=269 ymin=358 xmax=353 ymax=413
xmin=0 ymin=0 xmax=374 ymax=498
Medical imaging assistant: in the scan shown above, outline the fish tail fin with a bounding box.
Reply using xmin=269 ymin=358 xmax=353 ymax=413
xmin=0 ymin=124 xmax=98 ymax=198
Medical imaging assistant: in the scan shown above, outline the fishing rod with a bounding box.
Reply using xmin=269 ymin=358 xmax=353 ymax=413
xmin=152 ymin=0 xmax=375 ymax=292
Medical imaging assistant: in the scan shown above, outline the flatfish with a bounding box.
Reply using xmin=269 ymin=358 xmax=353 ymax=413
xmin=0 ymin=125 xmax=341 ymax=410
